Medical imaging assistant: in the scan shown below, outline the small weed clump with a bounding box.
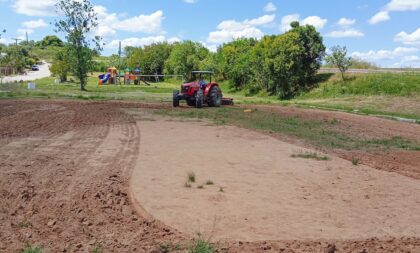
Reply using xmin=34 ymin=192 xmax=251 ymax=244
xmin=91 ymin=243 xmax=102 ymax=253
xmin=187 ymin=172 xmax=196 ymax=183
xmin=23 ymin=246 xmax=42 ymax=253
xmin=219 ymin=187 xmax=224 ymax=193
xmin=291 ymin=152 xmax=330 ymax=161
xmin=352 ymin=158 xmax=360 ymax=166
xmin=17 ymin=221 xmax=31 ymax=228
xmin=197 ymin=185 xmax=204 ymax=189
xmin=188 ymin=236 xmax=215 ymax=253
xmin=205 ymin=180 xmax=214 ymax=185
xmin=185 ymin=182 xmax=192 ymax=188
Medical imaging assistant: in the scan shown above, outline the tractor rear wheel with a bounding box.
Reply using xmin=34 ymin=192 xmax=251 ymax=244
xmin=195 ymin=90 xmax=203 ymax=108
xmin=208 ymin=86 xmax=222 ymax=107
xmin=173 ymin=90 xmax=180 ymax=107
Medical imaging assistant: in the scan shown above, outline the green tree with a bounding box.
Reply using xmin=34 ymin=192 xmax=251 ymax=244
xmin=289 ymin=21 xmax=326 ymax=87
xmin=50 ymin=46 xmax=71 ymax=82
xmin=325 ymin=45 xmax=351 ymax=80
xmin=164 ymin=41 xmax=209 ymax=80
xmin=40 ymin=35 xmax=64 ymax=47
xmin=219 ymin=38 xmax=257 ymax=90
xmin=54 ymin=0 xmax=102 ymax=91
xmin=127 ymin=42 xmax=173 ymax=75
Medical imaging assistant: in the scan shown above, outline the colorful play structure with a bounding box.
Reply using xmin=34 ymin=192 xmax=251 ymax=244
xmin=98 ymin=66 xmax=154 ymax=86
xmin=98 ymin=67 xmax=118 ymax=85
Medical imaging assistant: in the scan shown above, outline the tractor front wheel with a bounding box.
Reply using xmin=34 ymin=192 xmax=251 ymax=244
xmin=208 ymin=86 xmax=222 ymax=107
xmin=173 ymin=90 xmax=180 ymax=107
xmin=195 ymin=91 xmax=203 ymax=108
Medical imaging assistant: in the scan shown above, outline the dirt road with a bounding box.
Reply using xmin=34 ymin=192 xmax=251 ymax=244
xmin=1 ymin=62 xmax=51 ymax=83
xmin=1 ymin=100 xmax=419 ymax=252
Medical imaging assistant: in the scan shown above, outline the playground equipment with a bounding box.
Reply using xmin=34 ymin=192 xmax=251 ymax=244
xmin=98 ymin=67 xmax=117 ymax=85
xmin=173 ymin=71 xmax=234 ymax=108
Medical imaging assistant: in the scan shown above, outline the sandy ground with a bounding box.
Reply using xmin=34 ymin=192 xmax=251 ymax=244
xmin=1 ymin=62 xmax=51 ymax=83
xmin=1 ymin=100 xmax=420 ymax=252
xmin=131 ymin=115 xmax=420 ymax=242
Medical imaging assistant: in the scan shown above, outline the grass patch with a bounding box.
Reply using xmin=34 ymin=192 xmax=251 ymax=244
xmin=188 ymin=236 xmax=215 ymax=253
xmin=205 ymin=180 xmax=214 ymax=185
xmin=17 ymin=221 xmax=31 ymax=228
xmin=155 ymin=107 xmax=420 ymax=152
xmin=91 ymin=243 xmax=102 ymax=253
xmin=300 ymin=72 xmax=420 ymax=98
xmin=187 ymin=172 xmax=196 ymax=183
xmin=352 ymin=158 xmax=360 ymax=166
xmin=291 ymin=151 xmax=330 ymax=161
xmin=22 ymin=246 xmax=42 ymax=253
xmin=363 ymin=136 xmax=420 ymax=151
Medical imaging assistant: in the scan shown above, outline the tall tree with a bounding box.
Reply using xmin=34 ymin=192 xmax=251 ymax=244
xmin=325 ymin=45 xmax=352 ymax=81
xmin=54 ymin=0 xmax=101 ymax=91
xmin=164 ymin=41 xmax=209 ymax=81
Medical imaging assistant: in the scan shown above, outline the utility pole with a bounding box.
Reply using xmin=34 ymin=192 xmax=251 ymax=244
xmin=118 ymin=41 xmax=122 ymax=85
xmin=11 ymin=38 xmax=22 ymax=46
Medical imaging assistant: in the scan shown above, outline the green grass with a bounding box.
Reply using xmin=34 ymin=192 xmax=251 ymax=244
xmin=187 ymin=172 xmax=196 ymax=183
xmin=91 ymin=243 xmax=102 ymax=253
xmin=188 ymin=237 xmax=215 ymax=253
xmin=300 ymin=72 xmax=420 ymax=98
xmin=155 ymin=107 xmax=420 ymax=152
xmin=205 ymin=180 xmax=214 ymax=185
xmin=2 ymin=71 xmax=419 ymax=121
xmin=22 ymin=246 xmax=42 ymax=253
xmin=17 ymin=221 xmax=31 ymax=228
xmin=291 ymin=152 xmax=330 ymax=161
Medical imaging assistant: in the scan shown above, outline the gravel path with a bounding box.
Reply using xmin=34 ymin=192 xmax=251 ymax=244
xmin=0 ymin=62 xmax=51 ymax=83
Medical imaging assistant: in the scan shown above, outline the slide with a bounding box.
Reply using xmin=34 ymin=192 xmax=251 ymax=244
xmin=98 ymin=73 xmax=111 ymax=85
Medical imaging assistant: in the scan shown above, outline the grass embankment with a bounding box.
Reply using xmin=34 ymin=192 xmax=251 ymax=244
xmin=293 ymin=72 xmax=420 ymax=120
xmin=155 ymin=107 xmax=420 ymax=152
xmin=0 ymin=75 xmax=181 ymax=101
xmin=1 ymin=71 xmax=419 ymax=120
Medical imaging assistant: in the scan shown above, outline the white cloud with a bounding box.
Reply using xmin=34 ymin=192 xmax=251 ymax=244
xmin=326 ymin=28 xmax=364 ymax=38
xmin=280 ymin=14 xmax=327 ymax=32
xmin=17 ymin=28 xmax=34 ymax=35
xmin=386 ymin=0 xmax=420 ymax=11
xmin=22 ymin=19 xmax=48 ymax=29
xmin=301 ymin=16 xmax=327 ymax=30
xmin=337 ymin=18 xmax=356 ymax=26
xmin=264 ymin=2 xmax=277 ymax=12
xmin=280 ymin=14 xmax=300 ymax=32
xmin=207 ymin=14 xmax=275 ymax=44
xmin=183 ymin=0 xmax=197 ymax=3
xmin=395 ymin=28 xmax=420 ymax=45
xmin=368 ymin=11 xmax=390 ymax=25
xmin=351 ymin=47 xmax=419 ymax=61
xmin=369 ymin=0 xmax=420 ymax=25
xmin=94 ymin=6 xmax=164 ymax=38
xmin=106 ymin=36 xmax=180 ymax=49
xmin=113 ymin=11 xmax=164 ymax=33
xmin=13 ymin=0 xmax=56 ymax=16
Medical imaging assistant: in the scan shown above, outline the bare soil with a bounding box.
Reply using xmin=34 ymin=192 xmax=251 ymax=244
xmin=131 ymin=116 xmax=420 ymax=241
xmin=1 ymin=99 xmax=420 ymax=253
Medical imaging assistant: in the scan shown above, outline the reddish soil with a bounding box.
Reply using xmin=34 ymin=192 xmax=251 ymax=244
xmin=248 ymin=105 xmax=420 ymax=180
xmin=1 ymin=99 xmax=419 ymax=253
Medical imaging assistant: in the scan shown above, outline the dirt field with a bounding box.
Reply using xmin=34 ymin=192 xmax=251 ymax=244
xmin=1 ymin=99 xmax=420 ymax=253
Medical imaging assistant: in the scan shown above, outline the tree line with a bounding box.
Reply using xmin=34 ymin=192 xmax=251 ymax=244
xmin=124 ymin=21 xmax=326 ymax=99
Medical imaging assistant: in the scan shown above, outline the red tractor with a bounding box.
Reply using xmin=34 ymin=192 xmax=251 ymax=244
xmin=173 ymin=71 xmax=233 ymax=108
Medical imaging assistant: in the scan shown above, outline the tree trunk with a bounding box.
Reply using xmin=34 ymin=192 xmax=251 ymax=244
xmin=340 ymin=71 xmax=345 ymax=81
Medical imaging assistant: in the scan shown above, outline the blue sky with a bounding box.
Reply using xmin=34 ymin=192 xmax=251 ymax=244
xmin=1 ymin=0 xmax=420 ymax=67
